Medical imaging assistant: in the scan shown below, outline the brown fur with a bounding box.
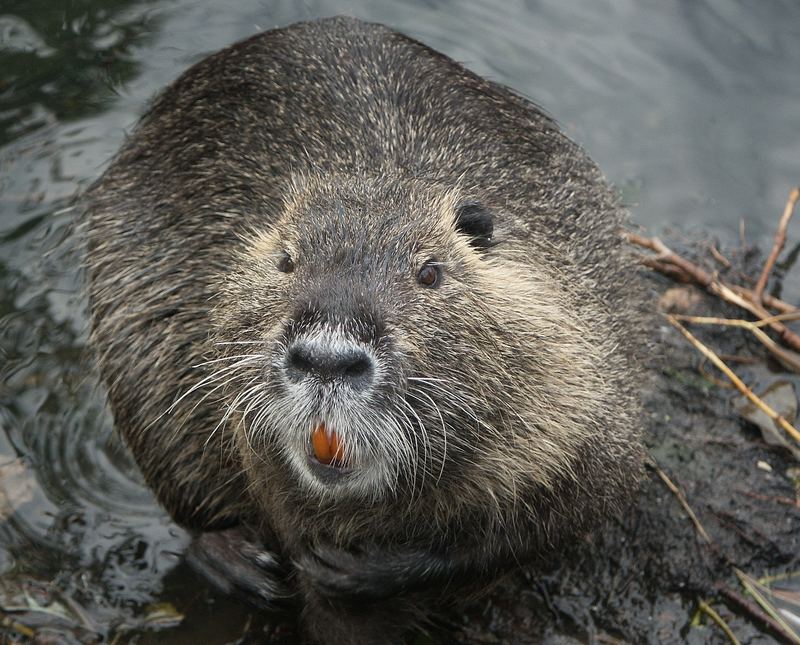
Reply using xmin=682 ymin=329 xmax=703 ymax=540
xmin=85 ymin=16 xmax=647 ymax=643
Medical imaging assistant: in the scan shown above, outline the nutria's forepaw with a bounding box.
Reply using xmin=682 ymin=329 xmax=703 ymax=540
xmin=296 ymin=543 xmax=443 ymax=601
xmin=187 ymin=527 xmax=293 ymax=610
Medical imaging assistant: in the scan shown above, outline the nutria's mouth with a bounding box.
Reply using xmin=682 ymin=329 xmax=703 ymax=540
xmin=305 ymin=422 xmax=354 ymax=483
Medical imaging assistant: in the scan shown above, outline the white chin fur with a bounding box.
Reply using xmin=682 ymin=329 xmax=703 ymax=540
xmin=252 ymin=382 xmax=415 ymax=501
xmin=287 ymin=447 xmax=395 ymax=500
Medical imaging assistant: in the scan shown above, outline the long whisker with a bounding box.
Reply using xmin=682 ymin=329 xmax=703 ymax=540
xmin=205 ymin=375 xmax=262 ymax=450
xmin=406 ymin=388 xmax=448 ymax=484
xmin=192 ymin=353 xmax=266 ymax=368
xmin=166 ymin=355 xmax=265 ymax=415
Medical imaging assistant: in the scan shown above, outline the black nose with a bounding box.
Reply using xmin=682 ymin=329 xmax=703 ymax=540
xmin=285 ymin=341 xmax=375 ymax=390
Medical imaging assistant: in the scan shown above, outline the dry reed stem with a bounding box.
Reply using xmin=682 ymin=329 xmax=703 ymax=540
xmin=666 ymin=315 xmax=800 ymax=445
xmin=698 ymin=599 xmax=742 ymax=645
xmin=672 ymin=314 xmax=800 ymax=373
xmin=753 ymin=187 xmax=800 ymax=303
xmin=654 ymin=465 xmax=712 ymax=543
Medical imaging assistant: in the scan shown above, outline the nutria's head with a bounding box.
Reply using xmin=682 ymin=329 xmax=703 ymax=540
xmin=213 ymin=175 xmax=625 ymax=505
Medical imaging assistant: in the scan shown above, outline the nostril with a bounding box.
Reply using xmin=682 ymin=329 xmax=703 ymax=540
xmin=342 ymin=353 xmax=371 ymax=379
xmin=284 ymin=341 xmax=375 ymax=390
xmin=336 ymin=350 xmax=374 ymax=390
xmin=286 ymin=344 xmax=315 ymax=376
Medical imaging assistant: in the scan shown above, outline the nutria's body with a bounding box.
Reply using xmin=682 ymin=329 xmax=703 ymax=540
xmin=86 ymin=17 xmax=646 ymax=643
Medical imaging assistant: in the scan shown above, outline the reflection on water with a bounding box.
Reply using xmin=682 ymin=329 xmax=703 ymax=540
xmin=1 ymin=0 xmax=799 ymax=641
xmin=0 ymin=0 xmax=158 ymax=146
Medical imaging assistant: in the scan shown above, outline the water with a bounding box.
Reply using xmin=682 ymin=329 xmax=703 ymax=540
xmin=1 ymin=0 xmax=799 ymax=641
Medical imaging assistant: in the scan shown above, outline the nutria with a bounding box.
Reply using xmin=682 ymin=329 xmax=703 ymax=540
xmin=85 ymin=16 xmax=646 ymax=643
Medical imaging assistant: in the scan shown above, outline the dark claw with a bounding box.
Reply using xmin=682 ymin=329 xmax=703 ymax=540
xmin=187 ymin=526 xmax=294 ymax=610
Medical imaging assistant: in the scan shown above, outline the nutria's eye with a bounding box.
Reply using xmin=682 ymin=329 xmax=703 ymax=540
xmin=417 ymin=261 xmax=440 ymax=288
xmin=455 ymin=201 xmax=494 ymax=249
xmin=277 ymin=253 xmax=295 ymax=273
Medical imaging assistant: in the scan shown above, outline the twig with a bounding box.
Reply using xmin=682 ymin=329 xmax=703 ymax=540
xmin=628 ymin=233 xmax=714 ymax=285
xmin=631 ymin=231 xmax=800 ymax=319
xmin=739 ymin=490 xmax=800 ymax=509
xmin=753 ymin=311 xmax=800 ymax=326
xmin=753 ymin=187 xmax=800 ymax=303
xmin=55 ymin=591 xmax=97 ymax=634
xmin=715 ymin=282 xmax=800 ymax=354
xmin=719 ymin=354 xmax=760 ymax=365
xmin=627 ymin=234 xmax=800 ymax=344
xmin=666 ymin=315 xmax=800 ymax=445
xmin=596 ymin=634 xmax=631 ymax=645
xmin=698 ymin=357 xmax=734 ymax=388
xmin=710 ymin=244 xmax=732 ymax=269
xmin=716 ymin=583 xmax=800 ymax=645
xmin=654 ymin=465 xmax=711 ymax=543
xmin=672 ymin=314 xmax=800 ymax=373
xmin=0 ymin=614 xmax=36 ymax=638
xmin=735 ymin=569 xmax=800 ymax=644
xmin=729 ymin=284 xmax=796 ymax=315
xmin=698 ymin=599 xmax=741 ymax=645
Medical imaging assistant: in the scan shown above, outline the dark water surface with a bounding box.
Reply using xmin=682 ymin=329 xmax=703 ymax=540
xmin=1 ymin=0 xmax=799 ymax=642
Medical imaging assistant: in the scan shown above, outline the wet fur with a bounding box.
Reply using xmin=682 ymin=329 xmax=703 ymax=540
xmin=85 ymin=17 xmax=647 ymax=644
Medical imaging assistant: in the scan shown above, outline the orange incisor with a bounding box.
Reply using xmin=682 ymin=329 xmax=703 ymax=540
xmin=311 ymin=422 xmax=346 ymax=465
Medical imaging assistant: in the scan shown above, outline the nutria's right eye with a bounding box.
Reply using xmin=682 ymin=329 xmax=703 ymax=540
xmin=417 ymin=262 xmax=441 ymax=288
xmin=277 ymin=253 xmax=295 ymax=273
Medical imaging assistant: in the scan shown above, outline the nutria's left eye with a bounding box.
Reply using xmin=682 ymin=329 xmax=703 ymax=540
xmin=417 ymin=261 xmax=441 ymax=288
xmin=277 ymin=253 xmax=295 ymax=273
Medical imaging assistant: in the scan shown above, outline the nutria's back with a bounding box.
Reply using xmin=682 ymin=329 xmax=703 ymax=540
xmin=86 ymin=16 xmax=646 ymax=643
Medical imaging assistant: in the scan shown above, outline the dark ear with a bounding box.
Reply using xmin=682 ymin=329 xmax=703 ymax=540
xmin=454 ymin=201 xmax=494 ymax=249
